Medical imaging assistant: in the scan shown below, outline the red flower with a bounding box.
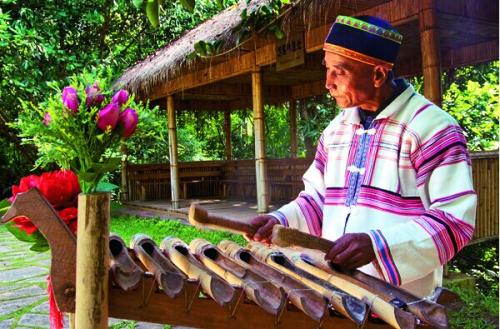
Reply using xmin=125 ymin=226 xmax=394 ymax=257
xmin=13 ymin=216 xmax=38 ymax=235
xmin=38 ymin=170 xmax=80 ymax=209
xmin=9 ymin=175 xmax=41 ymax=202
xmin=8 ymin=170 xmax=81 ymax=235
xmin=68 ymin=220 xmax=77 ymax=234
xmin=58 ymin=207 xmax=78 ymax=223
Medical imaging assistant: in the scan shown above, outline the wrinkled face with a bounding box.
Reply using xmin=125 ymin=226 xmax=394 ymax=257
xmin=323 ymin=52 xmax=377 ymax=110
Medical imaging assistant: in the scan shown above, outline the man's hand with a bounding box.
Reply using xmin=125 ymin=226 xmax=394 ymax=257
xmin=325 ymin=233 xmax=375 ymax=269
xmin=247 ymin=215 xmax=280 ymax=243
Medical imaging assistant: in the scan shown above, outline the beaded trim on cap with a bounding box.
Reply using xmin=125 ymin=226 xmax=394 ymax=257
xmin=323 ymin=44 xmax=394 ymax=69
xmin=335 ymin=15 xmax=403 ymax=44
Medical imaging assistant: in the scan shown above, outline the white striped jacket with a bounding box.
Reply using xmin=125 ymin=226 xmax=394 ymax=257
xmin=270 ymin=83 xmax=476 ymax=297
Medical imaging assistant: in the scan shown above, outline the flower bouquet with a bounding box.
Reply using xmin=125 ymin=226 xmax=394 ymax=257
xmin=13 ymin=74 xmax=151 ymax=193
xmin=3 ymin=73 xmax=154 ymax=245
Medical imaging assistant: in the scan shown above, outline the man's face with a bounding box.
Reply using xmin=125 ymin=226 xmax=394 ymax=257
xmin=323 ymin=52 xmax=376 ymax=110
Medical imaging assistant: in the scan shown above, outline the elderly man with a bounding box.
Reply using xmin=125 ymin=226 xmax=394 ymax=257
xmin=249 ymin=15 xmax=476 ymax=297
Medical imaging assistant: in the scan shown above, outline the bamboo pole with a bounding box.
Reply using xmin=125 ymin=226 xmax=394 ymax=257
xmin=120 ymin=142 xmax=129 ymax=201
xmin=289 ymin=100 xmax=297 ymax=159
xmin=167 ymin=95 xmax=180 ymax=209
xmin=419 ymin=0 xmax=442 ymax=106
xmin=69 ymin=313 xmax=75 ymax=329
xmin=75 ymin=193 xmax=110 ymax=329
xmin=224 ymin=110 xmax=232 ymax=160
xmin=252 ymin=68 xmax=269 ymax=213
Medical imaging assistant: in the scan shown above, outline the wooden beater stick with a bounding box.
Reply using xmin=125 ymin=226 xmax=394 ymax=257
xmin=188 ymin=203 xmax=257 ymax=235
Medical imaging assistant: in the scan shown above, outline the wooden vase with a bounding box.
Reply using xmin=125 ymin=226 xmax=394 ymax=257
xmin=75 ymin=192 xmax=110 ymax=329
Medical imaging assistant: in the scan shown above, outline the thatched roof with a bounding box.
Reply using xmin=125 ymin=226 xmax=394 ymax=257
xmin=115 ymin=0 xmax=281 ymax=96
xmin=117 ymin=0 xmax=498 ymax=105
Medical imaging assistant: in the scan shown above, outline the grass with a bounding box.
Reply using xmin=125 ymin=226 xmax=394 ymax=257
xmin=447 ymin=284 xmax=499 ymax=329
xmin=110 ymin=214 xmax=246 ymax=247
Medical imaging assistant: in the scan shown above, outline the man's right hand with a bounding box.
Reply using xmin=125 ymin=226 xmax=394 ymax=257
xmin=247 ymin=215 xmax=280 ymax=243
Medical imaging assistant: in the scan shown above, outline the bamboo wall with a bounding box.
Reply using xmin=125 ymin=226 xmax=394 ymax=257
xmin=470 ymin=151 xmax=499 ymax=242
xmin=126 ymin=152 xmax=498 ymax=242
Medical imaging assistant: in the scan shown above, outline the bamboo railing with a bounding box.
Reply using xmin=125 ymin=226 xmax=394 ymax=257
xmin=125 ymin=151 xmax=499 ymax=242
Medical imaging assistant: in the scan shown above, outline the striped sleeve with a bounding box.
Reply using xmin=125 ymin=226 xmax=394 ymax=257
xmin=368 ymin=111 xmax=476 ymax=286
xmin=269 ymin=134 xmax=327 ymax=236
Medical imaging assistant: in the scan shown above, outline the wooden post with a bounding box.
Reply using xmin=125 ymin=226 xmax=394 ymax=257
xmin=289 ymin=100 xmax=297 ymax=159
xmin=419 ymin=0 xmax=442 ymax=106
xmin=224 ymin=110 xmax=232 ymax=160
xmin=167 ymin=95 xmax=180 ymax=209
xmin=120 ymin=142 xmax=128 ymax=202
xmin=75 ymin=193 xmax=110 ymax=329
xmin=69 ymin=313 xmax=76 ymax=329
xmin=252 ymin=68 xmax=269 ymax=213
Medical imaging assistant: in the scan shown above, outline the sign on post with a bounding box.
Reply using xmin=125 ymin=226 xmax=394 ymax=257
xmin=276 ymin=33 xmax=305 ymax=72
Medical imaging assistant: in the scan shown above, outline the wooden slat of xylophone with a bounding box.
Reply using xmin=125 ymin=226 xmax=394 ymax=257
xmin=108 ymin=277 xmax=394 ymax=329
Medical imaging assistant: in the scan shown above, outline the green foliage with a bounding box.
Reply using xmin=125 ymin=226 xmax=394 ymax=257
xmin=449 ymin=240 xmax=499 ymax=293
xmin=409 ymin=62 xmax=499 ymax=151
xmin=233 ymin=0 xmax=288 ymax=45
xmin=265 ymin=104 xmax=291 ymax=158
xmin=189 ymin=0 xmax=288 ymax=58
xmin=297 ymin=94 xmax=339 ymax=157
xmin=442 ymin=63 xmax=499 ymax=151
xmin=110 ymin=215 xmax=246 ymax=246
xmin=0 ymin=198 xmax=10 ymax=216
xmin=5 ymin=221 xmax=49 ymax=252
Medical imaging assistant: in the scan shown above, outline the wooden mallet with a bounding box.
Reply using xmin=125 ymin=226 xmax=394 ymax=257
xmin=270 ymin=225 xmax=335 ymax=253
xmin=188 ymin=203 xmax=257 ymax=235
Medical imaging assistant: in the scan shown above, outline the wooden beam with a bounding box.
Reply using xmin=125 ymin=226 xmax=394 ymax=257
xmin=420 ymin=0 xmax=442 ymax=106
xmin=224 ymin=111 xmax=232 ymax=160
xmin=252 ymin=68 xmax=269 ymax=213
xmin=167 ymin=95 xmax=180 ymax=209
xmin=153 ymin=52 xmax=256 ymax=100
xmin=289 ymin=101 xmax=297 ymax=159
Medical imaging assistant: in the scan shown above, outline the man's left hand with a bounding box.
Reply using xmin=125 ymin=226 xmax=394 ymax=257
xmin=324 ymin=233 xmax=375 ymax=269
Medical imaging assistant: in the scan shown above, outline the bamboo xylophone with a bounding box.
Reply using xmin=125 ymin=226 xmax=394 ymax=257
xmin=3 ymin=189 xmax=460 ymax=329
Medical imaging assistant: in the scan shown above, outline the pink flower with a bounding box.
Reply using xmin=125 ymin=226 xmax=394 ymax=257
xmin=111 ymin=89 xmax=129 ymax=106
xmin=85 ymin=82 xmax=104 ymax=107
xmin=96 ymin=103 xmax=120 ymax=131
xmin=118 ymin=108 xmax=138 ymax=138
xmin=62 ymin=86 xmax=80 ymax=113
xmin=43 ymin=112 xmax=51 ymax=126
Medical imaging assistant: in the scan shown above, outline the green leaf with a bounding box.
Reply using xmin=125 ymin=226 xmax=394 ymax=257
xmin=132 ymin=0 xmax=145 ymax=9
xmin=145 ymin=0 xmax=159 ymax=28
xmin=79 ymin=172 xmax=99 ymax=182
xmin=5 ymin=221 xmax=38 ymax=243
xmin=179 ymin=0 xmax=195 ymax=13
xmin=30 ymin=240 xmax=49 ymax=252
xmin=194 ymin=41 xmax=206 ymax=56
xmin=96 ymin=181 xmax=119 ymax=193
xmin=0 ymin=198 xmax=11 ymax=216
xmin=186 ymin=51 xmax=198 ymax=60
xmin=92 ymin=158 xmax=121 ymax=174
xmin=273 ymin=28 xmax=284 ymax=40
